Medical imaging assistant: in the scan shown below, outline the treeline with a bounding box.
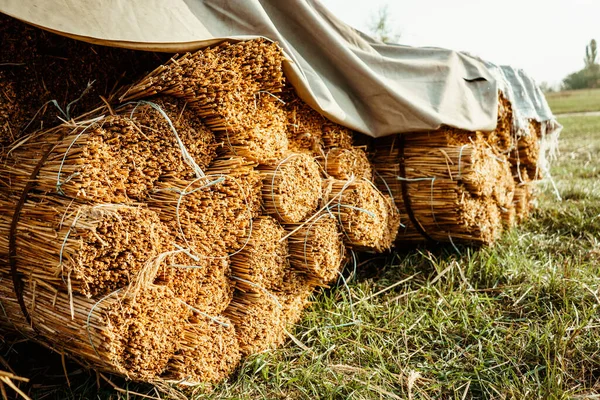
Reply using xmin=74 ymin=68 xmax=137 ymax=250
xmin=562 ymin=39 xmax=600 ymax=90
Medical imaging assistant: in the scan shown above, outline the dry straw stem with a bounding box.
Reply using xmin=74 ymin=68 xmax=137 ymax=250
xmin=0 ymin=197 xmax=170 ymax=298
xmin=148 ymin=165 xmax=262 ymax=257
xmin=162 ymin=315 xmax=240 ymax=385
xmin=323 ymin=178 xmax=400 ymax=252
xmin=286 ymin=213 xmax=345 ymax=285
xmin=258 ymin=153 xmax=323 ymax=223
xmin=224 ymin=291 xmax=286 ymax=356
xmin=0 ymin=98 xmax=216 ymax=204
xmin=325 ymin=147 xmax=373 ymax=180
xmin=0 ymin=282 xmax=188 ymax=381
xmin=121 ymin=39 xmax=289 ymax=164
xmin=372 ymin=131 xmax=514 ymax=245
xmin=0 ymin=369 xmax=29 ymax=400
xmin=230 ymin=216 xmax=289 ymax=292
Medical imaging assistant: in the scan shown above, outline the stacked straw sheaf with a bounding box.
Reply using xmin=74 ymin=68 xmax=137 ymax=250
xmin=372 ymin=93 xmax=544 ymax=245
xmin=0 ymin=39 xmax=400 ymax=385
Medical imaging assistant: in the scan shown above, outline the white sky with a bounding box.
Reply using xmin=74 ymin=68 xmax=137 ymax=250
xmin=320 ymin=0 xmax=599 ymax=87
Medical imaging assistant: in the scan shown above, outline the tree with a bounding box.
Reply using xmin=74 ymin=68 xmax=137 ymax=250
xmin=539 ymin=81 xmax=556 ymax=93
xmin=368 ymin=5 xmax=400 ymax=44
xmin=584 ymin=39 xmax=598 ymax=68
xmin=563 ymin=39 xmax=600 ymax=90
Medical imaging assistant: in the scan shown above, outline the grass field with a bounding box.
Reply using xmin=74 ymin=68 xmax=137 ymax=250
xmin=4 ymin=117 xmax=599 ymax=399
xmin=546 ymin=88 xmax=600 ymax=115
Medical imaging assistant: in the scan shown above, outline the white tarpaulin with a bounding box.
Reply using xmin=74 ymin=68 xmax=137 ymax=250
xmin=0 ymin=0 xmax=505 ymax=137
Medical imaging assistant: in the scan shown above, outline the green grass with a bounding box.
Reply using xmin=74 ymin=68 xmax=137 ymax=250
xmin=6 ymin=119 xmax=600 ymax=399
xmin=546 ymin=89 xmax=600 ymax=115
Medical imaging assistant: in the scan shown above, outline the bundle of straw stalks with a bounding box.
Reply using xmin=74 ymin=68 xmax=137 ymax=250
xmin=258 ymin=153 xmax=322 ymax=223
xmin=372 ymin=130 xmax=514 ymax=244
xmin=224 ymin=291 xmax=286 ymax=356
xmin=324 ymin=178 xmax=400 ymax=252
xmin=230 ymin=216 xmax=289 ymax=292
xmin=325 ymin=147 xmax=372 ymax=180
xmin=371 ymin=93 xmax=547 ymax=245
xmin=0 ymin=281 xmax=189 ymax=381
xmin=120 ymin=39 xmax=288 ymax=164
xmin=161 ymin=315 xmax=241 ymax=385
xmin=286 ymin=213 xmax=345 ymax=285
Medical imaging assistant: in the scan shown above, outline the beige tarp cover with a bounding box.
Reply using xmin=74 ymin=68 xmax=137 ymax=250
xmin=0 ymin=0 xmax=500 ymax=137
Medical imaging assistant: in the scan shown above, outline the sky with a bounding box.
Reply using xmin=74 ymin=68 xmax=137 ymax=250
xmin=320 ymin=0 xmax=599 ymax=88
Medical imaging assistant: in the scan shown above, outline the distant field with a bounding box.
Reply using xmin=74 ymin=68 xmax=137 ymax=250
xmin=546 ymin=88 xmax=600 ymax=115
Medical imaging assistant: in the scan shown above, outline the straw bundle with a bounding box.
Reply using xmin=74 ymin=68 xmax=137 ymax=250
xmin=121 ymin=39 xmax=288 ymax=164
xmin=258 ymin=153 xmax=322 ymax=223
xmin=0 ymin=282 xmax=188 ymax=381
xmin=286 ymin=214 xmax=345 ymax=285
xmin=325 ymin=147 xmax=372 ymax=180
xmin=324 ymin=178 xmax=400 ymax=252
xmin=275 ymin=271 xmax=316 ymax=326
xmin=230 ymin=216 xmax=289 ymax=292
xmin=281 ymin=88 xmax=359 ymax=156
xmin=511 ymin=120 xmax=542 ymax=180
xmin=224 ymin=291 xmax=286 ymax=356
xmin=162 ymin=315 xmax=241 ymax=385
xmin=0 ymin=98 xmax=217 ymax=204
xmin=0 ymin=198 xmax=170 ymax=298
xmin=148 ymin=170 xmax=261 ymax=257
xmin=155 ymin=254 xmax=233 ymax=316
xmin=372 ymin=132 xmax=514 ymax=244
xmin=283 ymin=93 xmax=325 ymax=155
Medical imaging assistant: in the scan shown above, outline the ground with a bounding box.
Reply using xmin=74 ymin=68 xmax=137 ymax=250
xmin=4 ymin=96 xmax=600 ymax=399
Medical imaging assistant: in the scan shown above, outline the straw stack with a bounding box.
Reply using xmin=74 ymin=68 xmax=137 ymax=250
xmin=0 ymin=36 xmax=402 ymax=387
xmin=372 ymin=128 xmax=515 ymax=245
xmin=371 ymin=92 xmax=548 ymax=245
xmin=0 ymin=98 xmax=240 ymax=383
